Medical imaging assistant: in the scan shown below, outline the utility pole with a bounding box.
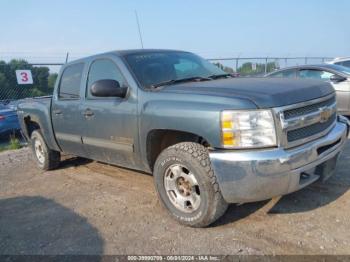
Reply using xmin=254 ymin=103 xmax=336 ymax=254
xmin=135 ymin=10 xmax=144 ymax=49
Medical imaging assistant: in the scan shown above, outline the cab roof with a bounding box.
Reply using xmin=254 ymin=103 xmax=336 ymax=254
xmin=65 ymin=49 xmax=189 ymax=65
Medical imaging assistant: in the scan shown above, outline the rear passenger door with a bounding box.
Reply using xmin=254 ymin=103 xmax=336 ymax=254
xmin=51 ymin=63 xmax=86 ymax=156
xmin=80 ymin=57 xmax=139 ymax=168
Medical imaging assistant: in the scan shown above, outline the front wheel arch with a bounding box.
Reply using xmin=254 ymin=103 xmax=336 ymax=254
xmin=146 ymin=129 xmax=210 ymax=172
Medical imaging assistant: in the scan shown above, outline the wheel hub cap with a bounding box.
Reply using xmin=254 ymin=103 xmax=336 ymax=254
xmin=34 ymin=139 xmax=45 ymax=164
xmin=164 ymin=164 xmax=201 ymax=213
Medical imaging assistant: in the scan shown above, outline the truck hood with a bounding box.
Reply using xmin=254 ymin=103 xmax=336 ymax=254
xmin=160 ymin=78 xmax=334 ymax=108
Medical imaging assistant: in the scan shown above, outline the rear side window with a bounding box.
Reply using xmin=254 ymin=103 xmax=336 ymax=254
xmin=59 ymin=63 xmax=84 ymax=99
xmin=341 ymin=61 xmax=350 ymax=68
xmin=299 ymin=69 xmax=334 ymax=80
xmin=269 ymin=69 xmax=296 ymax=78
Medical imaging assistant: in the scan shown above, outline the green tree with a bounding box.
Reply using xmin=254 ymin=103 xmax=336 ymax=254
xmin=237 ymin=62 xmax=279 ymax=76
xmin=0 ymin=59 xmax=55 ymax=101
xmin=213 ymin=62 xmax=235 ymax=74
xmin=32 ymin=67 xmax=49 ymax=93
xmin=48 ymin=73 xmax=58 ymax=91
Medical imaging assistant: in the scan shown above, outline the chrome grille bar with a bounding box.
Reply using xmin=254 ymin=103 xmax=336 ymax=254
xmin=273 ymin=93 xmax=337 ymax=148
xmin=281 ymin=102 xmax=337 ymax=131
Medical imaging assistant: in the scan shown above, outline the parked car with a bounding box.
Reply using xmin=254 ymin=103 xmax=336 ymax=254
xmin=7 ymin=99 xmax=25 ymax=110
xmin=18 ymin=49 xmax=349 ymax=227
xmin=266 ymin=64 xmax=350 ymax=116
xmin=326 ymin=57 xmax=350 ymax=68
xmin=0 ymin=104 xmax=21 ymax=138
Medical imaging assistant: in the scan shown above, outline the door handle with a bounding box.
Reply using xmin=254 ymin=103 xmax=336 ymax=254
xmin=53 ymin=109 xmax=62 ymax=115
xmin=84 ymin=109 xmax=94 ymax=117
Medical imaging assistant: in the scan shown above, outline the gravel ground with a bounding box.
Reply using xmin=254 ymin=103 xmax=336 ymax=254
xmin=0 ymin=142 xmax=350 ymax=255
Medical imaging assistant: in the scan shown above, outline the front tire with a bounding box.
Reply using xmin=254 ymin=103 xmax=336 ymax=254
xmin=30 ymin=130 xmax=60 ymax=170
xmin=153 ymin=142 xmax=228 ymax=227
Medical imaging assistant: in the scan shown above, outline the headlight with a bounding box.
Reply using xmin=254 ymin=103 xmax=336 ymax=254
xmin=221 ymin=109 xmax=277 ymax=148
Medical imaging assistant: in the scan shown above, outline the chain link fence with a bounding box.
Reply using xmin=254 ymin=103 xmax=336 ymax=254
xmin=0 ymin=62 xmax=62 ymax=104
xmin=208 ymin=56 xmax=333 ymax=77
xmin=0 ymin=54 xmax=333 ymax=104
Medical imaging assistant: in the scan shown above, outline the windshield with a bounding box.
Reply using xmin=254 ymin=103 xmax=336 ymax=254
xmin=124 ymin=51 xmax=226 ymax=88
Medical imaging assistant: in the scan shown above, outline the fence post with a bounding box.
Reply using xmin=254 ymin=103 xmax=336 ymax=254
xmin=65 ymin=52 xmax=69 ymax=63
xmin=265 ymin=57 xmax=268 ymax=74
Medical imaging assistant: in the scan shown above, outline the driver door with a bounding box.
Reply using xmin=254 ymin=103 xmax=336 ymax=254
xmin=80 ymin=57 xmax=139 ymax=169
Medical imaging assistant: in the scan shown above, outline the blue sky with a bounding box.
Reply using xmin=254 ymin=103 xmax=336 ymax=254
xmin=1 ymin=0 xmax=349 ymax=60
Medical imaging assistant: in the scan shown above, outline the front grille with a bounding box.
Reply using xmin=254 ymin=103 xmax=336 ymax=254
xmin=284 ymin=96 xmax=336 ymax=120
xmin=287 ymin=113 xmax=336 ymax=142
xmin=276 ymin=94 xmax=338 ymax=148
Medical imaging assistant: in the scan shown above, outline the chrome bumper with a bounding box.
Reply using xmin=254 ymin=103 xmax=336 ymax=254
xmin=209 ymin=118 xmax=349 ymax=204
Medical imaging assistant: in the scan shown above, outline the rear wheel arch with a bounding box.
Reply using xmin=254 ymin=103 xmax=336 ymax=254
xmin=23 ymin=116 xmax=41 ymax=138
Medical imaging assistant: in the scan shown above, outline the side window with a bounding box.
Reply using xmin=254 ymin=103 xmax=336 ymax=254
xmin=59 ymin=63 xmax=84 ymax=99
xmin=282 ymin=69 xmax=296 ymax=78
xmin=268 ymin=72 xmax=283 ymax=78
xmin=342 ymin=61 xmax=350 ymax=68
xmin=174 ymin=58 xmax=200 ymax=78
xmin=87 ymin=59 xmax=125 ymax=98
xmin=299 ymin=69 xmax=334 ymax=80
xmin=269 ymin=69 xmax=296 ymax=78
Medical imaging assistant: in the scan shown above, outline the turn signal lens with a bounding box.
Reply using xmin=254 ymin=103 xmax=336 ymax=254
xmin=221 ymin=120 xmax=233 ymax=129
xmin=222 ymin=131 xmax=235 ymax=146
xmin=221 ymin=111 xmax=233 ymax=129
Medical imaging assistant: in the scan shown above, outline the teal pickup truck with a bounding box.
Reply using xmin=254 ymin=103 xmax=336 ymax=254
xmin=17 ymin=49 xmax=349 ymax=227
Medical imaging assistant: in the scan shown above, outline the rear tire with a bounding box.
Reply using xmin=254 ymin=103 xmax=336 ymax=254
xmin=30 ymin=130 xmax=60 ymax=170
xmin=153 ymin=142 xmax=228 ymax=227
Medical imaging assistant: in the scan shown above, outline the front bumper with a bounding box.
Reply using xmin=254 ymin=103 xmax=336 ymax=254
xmin=209 ymin=117 xmax=349 ymax=204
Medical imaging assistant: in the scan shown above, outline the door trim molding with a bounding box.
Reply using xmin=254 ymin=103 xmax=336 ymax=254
xmin=56 ymin=133 xmax=82 ymax=143
xmin=82 ymin=136 xmax=134 ymax=152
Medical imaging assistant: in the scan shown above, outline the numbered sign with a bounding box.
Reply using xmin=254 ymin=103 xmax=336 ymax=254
xmin=15 ymin=70 xmax=33 ymax=85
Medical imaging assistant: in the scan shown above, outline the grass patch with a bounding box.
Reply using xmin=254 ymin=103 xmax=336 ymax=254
xmin=8 ymin=136 xmax=21 ymax=150
xmin=0 ymin=135 xmax=22 ymax=152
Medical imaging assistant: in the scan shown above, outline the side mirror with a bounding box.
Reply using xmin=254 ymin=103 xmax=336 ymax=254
xmin=90 ymin=79 xmax=128 ymax=98
xmin=330 ymin=75 xmax=347 ymax=83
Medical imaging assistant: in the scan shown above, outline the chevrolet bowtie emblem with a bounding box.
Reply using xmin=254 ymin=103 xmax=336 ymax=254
xmin=319 ymin=106 xmax=332 ymax=123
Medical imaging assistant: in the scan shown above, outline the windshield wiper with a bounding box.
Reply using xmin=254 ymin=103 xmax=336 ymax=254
xmin=208 ymin=73 xmax=233 ymax=79
xmin=150 ymin=76 xmax=211 ymax=88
